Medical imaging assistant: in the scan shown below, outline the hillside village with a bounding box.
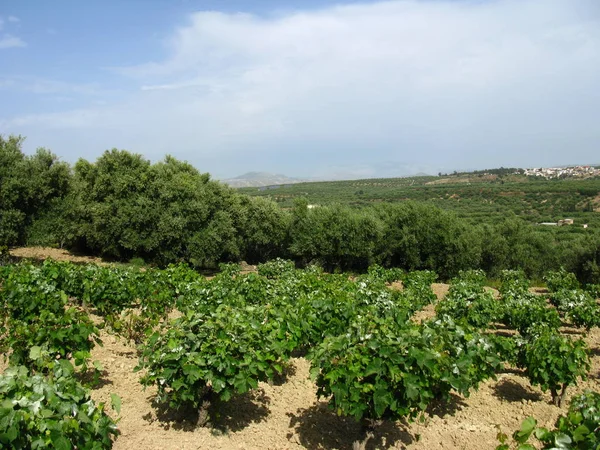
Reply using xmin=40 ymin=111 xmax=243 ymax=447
xmin=524 ymin=165 xmax=600 ymax=179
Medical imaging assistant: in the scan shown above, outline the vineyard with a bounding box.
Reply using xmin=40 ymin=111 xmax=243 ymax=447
xmin=2 ymin=256 xmax=600 ymax=449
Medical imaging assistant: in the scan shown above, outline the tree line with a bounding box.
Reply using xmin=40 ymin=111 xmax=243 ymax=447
xmin=1 ymin=135 xmax=599 ymax=283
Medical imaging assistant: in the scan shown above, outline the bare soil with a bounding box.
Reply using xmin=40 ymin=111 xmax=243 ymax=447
xmin=9 ymin=246 xmax=106 ymax=265
xmin=591 ymin=193 xmax=600 ymax=212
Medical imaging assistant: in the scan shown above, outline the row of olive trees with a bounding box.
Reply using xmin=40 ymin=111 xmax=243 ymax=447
xmin=0 ymin=138 xmax=289 ymax=267
xmin=287 ymin=198 xmax=600 ymax=281
xmin=2 ymin=135 xmax=599 ymax=281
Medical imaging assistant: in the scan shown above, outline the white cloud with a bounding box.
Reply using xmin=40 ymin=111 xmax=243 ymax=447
xmin=0 ymin=35 xmax=26 ymax=49
xmin=0 ymin=15 xmax=26 ymax=50
xmin=3 ymin=0 xmax=600 ymax=177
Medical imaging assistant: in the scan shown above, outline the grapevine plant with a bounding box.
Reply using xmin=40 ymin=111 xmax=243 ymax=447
xmin=518 ymin=327 xmax=590 ymax=407
xmin=498 ymin=390 xmax=600 ymax=449
xmin=550 ymin=289 xmax=600 ymax=330
xmin=0 ymin=263 xmax=101 ymax=367
xmin=545 ymin=268 xmax=580 ymax=293
xmin=0 ymin=359 xmax=119 ymax=449
xmin=499 ymin=269 xmax=530 ymax=298
xmin=309 ymin=313 xmax=501 ymax=447
xmin=543 ymin=266 xmax=600 ymax=330
xmin=435 ymin=269 xmax=500 ymax=328
xmin=137 ymin=303 xmax=298 ymax=426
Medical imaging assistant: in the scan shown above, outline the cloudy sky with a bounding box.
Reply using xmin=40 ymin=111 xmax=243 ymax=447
xmin=0 ymin=0 xmax=599 ymax=179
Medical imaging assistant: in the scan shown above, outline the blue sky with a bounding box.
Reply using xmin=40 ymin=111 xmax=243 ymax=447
xmin=1 ymin=0 xmax=599 ymax=179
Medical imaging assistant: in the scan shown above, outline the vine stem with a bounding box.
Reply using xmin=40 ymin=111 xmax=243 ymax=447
xmin=352 ymin=418 xmax=382 ymax=450
xmin=196 ymin=388 xmax=215 ymax=428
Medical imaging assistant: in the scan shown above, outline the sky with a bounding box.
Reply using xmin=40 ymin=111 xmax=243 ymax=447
xmin=0 ymin=0 xmax=599 ymax=180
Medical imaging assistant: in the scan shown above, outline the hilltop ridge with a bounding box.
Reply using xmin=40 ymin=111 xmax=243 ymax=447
xmin=221 ymin=172 xmax=312 ymax=188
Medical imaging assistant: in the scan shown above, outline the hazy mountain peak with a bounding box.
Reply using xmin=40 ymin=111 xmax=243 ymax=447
xmin=233 ymin=171 xmax=285 ymax=180
xmin=222 ymin=172 xmax=309 ymax=188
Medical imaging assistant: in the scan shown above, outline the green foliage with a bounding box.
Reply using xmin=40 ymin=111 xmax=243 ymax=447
xmin=234 ymin=195 xmax=291 ymax=263
xmin=519 ymin=328 xmax=590 ymax=406
xmin=436 ymin=270 xmax=501 ymax=328
xmin=373 ymin=203 xmax=482 ymax=279
xmin=573 ymin=240 xmax=600 ymax=286
xmin=0 ymin=263 xmax=101 ymax=367
xmin=499 ymin=269 xmax=530 ymax=297
xmin=551 ymin=289 xmax=600 ymax=330
xmin=6 ymin=309 xmax=100 ymax=367
xmin=487 ymin=218 xmax=564 ymax=280
xmin=398 ymin=270 xmax=438 ymax=311
xmin=70 ymin=150 xmax=244 ymax=267
xmin=3 ymin=253 xmax=598 ymax=443
xmin=289 ymin=202 xmax=383 ymax=271
xmin=282 ymin=273 xmax=358 ymax=348
xmin=127 ymin=257 xmax=146 ymax=268
xmin=365 ymin=264 xmax=404 ymax=284
xmin=39 ymin=259 xmax=87 ymax=300
xmin=135 ymin=263 xmax=439 ymax=425
xmin=498 ymin=390 xmax=600 ymax=449
xmin=0 ymin=360 xmax=119 ymax=449
xmin=454 ymin=269 xmax=487 ymax=286
xmin=80 ymin=265 xmax=142 ymax=315
xmin=137 ymin=304 xmax=295 ymax=413
xmin=309 ymin=314 xmax=501 ymax=422
xmin=3 ymin=134 xmax=600 ymax=282
xmin=1 ymin=260 xmax=209 ymax=365
xmin=541 ymin=269 xmax=600 ymax=330
xmin=487 ymin=334 xmax=520 ymax=366
xmin=257 ymin=258 xmax=296 ymax=278
xmin=0 ymin=264 xmax=68 ymax=320
xmin=0 ymin=136 xmax=71 ymax=247
xmin=545 ymin=268 xmax=580 ymax=293
xmin=587 ymin=284 xmax=600 ymax=299
xmin=501 ymin=292 xmax=561 ymax=336
xmin=39 ymin=259 xmax=205 ymax=343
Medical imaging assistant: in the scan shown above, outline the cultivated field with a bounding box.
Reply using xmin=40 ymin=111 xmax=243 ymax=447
xmin=2 ymin=247 xmax=600 ymax=449
xmin=88 ymin=302 xmax=600 ymax=450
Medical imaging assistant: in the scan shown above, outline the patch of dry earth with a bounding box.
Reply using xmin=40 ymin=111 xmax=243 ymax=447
xmin=10 ymin=246 xmax=106 ymax=265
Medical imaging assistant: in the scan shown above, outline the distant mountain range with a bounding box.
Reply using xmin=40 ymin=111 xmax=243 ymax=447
xmin=221 ymin=172 xmax=313 ymax=188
